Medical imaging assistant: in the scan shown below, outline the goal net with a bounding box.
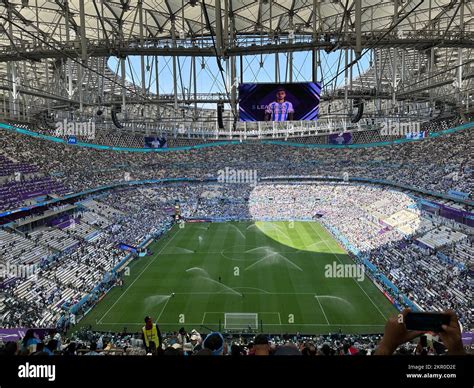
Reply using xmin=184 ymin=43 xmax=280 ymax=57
xmin=224 ymin=313 xmax=258 ymax=330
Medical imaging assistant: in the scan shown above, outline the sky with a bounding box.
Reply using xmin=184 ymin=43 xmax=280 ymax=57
xmin=108 ymin=49 xmax=371 ymax=102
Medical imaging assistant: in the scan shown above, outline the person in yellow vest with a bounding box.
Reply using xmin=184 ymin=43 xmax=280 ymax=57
xmin=142 ymin=316 xmax=163 ymax=355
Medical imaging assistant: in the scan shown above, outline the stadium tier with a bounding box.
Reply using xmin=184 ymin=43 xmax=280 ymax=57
xmin=0 ymin=121 xmax=473 ymax=204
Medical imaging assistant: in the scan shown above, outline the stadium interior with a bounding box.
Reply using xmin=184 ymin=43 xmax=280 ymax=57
xmin=0 ymin=0 xmax=472 ymax=366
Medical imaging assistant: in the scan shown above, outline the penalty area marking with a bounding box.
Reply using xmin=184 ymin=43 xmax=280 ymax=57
xmin=156 ymin=296 xmax=172 ymax=323
xmin=97 ymin=227 xmax=181 ymax=324
xmin=308 ymin=223 xmax=389 ymax=321
xmin=314 ymin=295 xmax=330 ymax=325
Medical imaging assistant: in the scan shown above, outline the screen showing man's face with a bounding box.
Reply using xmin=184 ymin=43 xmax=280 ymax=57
xmin=238 ymin=82 xmax=321 ymax=121
xmin=276 ymin=90 xmax=286 ymax=102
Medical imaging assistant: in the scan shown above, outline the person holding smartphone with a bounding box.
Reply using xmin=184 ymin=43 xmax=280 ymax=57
xmin=375 ymin=309 xmax=465 ymax=355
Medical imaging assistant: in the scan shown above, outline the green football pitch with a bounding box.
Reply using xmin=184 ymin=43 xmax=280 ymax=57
xmin=76 ymin=221 xmax=397 ymax=334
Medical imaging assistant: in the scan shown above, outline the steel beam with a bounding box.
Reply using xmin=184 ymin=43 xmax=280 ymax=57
xmin=0 ymin=34 xmax=472 ymax=63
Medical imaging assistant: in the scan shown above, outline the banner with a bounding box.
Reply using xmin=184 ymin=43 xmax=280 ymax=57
xmin=0 ymin=328 xmax=52 ymax=342
xmin=144 ymin=136 xmax=167 ymax=148
xmin=383 ymin=291 xmax=394 ymax=304
xmin=448 ymin=190 xmax=470 ymax=200
xmin=67 ymin=136 xmax=77 ymax=144
xmin=117 ymin=243 xmax=138 ymax=254
xmin=328 ymin=132 xmax=353 ymax=145
xmin=405 ymin=131 xmax=427 ymax=139
xmin=422 ymin=199 xmax=473 ymax=224
xmin=164 ymin=207 xmax=175 ymax=215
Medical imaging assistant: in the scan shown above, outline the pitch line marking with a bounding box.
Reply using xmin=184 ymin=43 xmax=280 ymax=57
xmin=197 ymin=311 xmax=268 ymax=315
xmin=232 ymin=287 xmax=271 ymax=294
xmin=97 ymin=322 xmax=386 ymax=327
xmin=181 ymin=246 xmax=333 ymax=255
xmin=314 ymin=295 xmax=330 ymax=325
xmin=97 ymin=227 xmax=181 ymax=324
xmin=173 ymin=291 xmax=325 ymax=295
xmin=243 ymin=253 xmax=276 ymax=271
xmin=156 ymin=297 xmax=172 ymax=323
xmin=309 ymin=223 xmax=389 ymax=321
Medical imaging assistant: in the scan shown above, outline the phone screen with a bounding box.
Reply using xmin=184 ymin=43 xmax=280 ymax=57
xmin=405 ymin=312 xmax=450 ymax=332
xmin=420 ymin=335 xmax=428 ymax=348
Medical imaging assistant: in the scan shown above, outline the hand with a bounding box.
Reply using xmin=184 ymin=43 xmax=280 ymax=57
xmin=375 ymin=308 xmax=423 ymax=355
xmin=437 ymin=309 xmax=465 ymax=355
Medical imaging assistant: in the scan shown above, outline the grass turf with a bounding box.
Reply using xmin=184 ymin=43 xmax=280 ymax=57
xmin=75 ymin=221 xmax=397 ymax=335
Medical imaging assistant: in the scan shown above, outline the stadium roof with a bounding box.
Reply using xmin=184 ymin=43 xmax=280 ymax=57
xmin=0 ymin=0 xmax=472 ymax=131
xmin=0 ymin=1 xmax=471 ymax=45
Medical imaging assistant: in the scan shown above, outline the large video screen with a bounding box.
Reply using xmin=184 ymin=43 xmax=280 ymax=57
xmin=144 ymin=136 xmax=167 ymax=148
xmin=239 ymin=82 xmax=321 ymax=122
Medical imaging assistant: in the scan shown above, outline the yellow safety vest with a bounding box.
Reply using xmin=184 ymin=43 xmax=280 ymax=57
xmin=142 ymin=325 xmax=159 ymax=348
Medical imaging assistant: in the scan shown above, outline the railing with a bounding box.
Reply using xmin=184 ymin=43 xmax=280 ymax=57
xmin=2 ymin=119 xmax=473 ymax=150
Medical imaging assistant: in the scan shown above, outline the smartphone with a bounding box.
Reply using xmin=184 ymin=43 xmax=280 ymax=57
xmin=420 ymin=335 xmax=428 ymax=348
xmin=405 ymin=312 xmax=451 ymax=332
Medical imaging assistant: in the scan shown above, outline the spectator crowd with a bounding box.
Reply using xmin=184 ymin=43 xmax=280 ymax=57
xmin=0 ymin=117 xmax=472 ymax=356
